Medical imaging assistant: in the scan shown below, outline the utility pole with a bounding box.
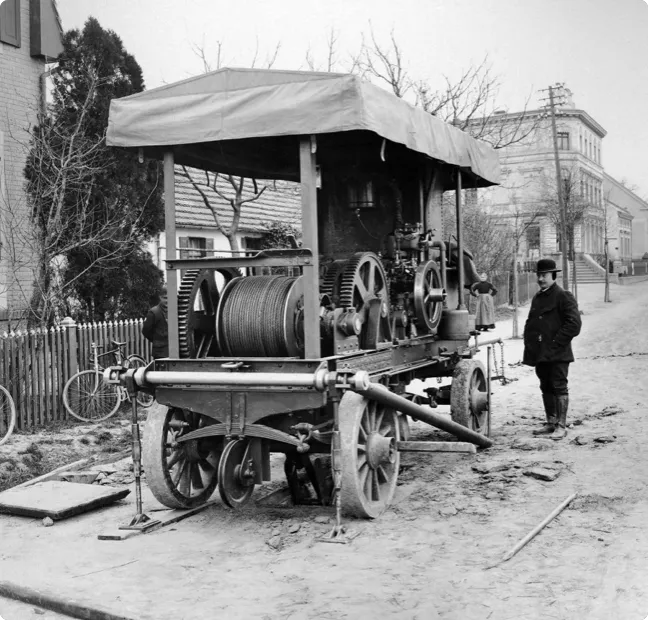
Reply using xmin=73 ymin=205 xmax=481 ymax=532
xmin=542 ymin=84 xmax=570 ymax=291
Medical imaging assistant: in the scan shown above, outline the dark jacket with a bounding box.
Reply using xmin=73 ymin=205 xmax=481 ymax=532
xmin=142 ymin=304 xmax=168 ymax=359
xmin=523 ymin=283 xmax=581 ymax=366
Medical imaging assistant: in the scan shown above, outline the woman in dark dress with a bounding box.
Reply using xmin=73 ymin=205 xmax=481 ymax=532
xmin=470 ymin=273 xmax=497 ymax=331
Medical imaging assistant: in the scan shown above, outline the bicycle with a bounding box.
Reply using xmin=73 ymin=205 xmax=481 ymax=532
xmin=0 ymin=384 xmax=16 ymax=445
xmin=63 ymin=340 xmax=154 ymax=422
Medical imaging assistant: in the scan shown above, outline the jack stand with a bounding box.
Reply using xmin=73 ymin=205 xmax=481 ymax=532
xmin=316 ymin=402 xmax=359 ymax=544
xmin=119 ymin=384 xmax=160 ymax=532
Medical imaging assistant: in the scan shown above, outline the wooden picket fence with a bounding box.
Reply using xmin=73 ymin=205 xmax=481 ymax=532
xmin=0 ymin=318 xmax=151 ymax=432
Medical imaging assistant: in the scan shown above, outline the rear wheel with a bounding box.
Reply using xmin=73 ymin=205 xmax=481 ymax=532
xmin=62 ymin=370 xmax=121 ymax=422
xmin=143 ymin=407 xmax=221 ymax=509
xmin=0 ymin=385 xmax=16 ymax=445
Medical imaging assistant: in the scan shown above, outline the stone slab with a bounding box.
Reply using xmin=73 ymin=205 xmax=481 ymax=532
xmin=0 ymin=481 xmax=130 ymax=520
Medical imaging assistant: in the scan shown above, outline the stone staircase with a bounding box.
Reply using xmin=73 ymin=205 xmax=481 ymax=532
xmin=567 ymin=255 xmax=606 ymax=284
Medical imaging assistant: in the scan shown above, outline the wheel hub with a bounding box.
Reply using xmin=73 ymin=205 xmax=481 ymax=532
xmin=366 ymin=432 xmax=396 ymax=469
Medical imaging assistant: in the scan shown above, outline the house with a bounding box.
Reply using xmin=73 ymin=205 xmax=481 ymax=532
xmin=149 ymin=166 xmax=302 ymax=270
xmin=474 ymin=87 xmax=648 ymax=270
xmin=0 ymin=0 xmax=63 ymax=317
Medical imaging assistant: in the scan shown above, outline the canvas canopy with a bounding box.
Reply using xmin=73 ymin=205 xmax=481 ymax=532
xmin=107 ymin=68 xmax=500 ymax=187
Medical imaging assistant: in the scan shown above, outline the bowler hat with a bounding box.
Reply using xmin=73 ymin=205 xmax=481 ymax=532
xmin=536 ymin=258 xmax=561 ymax=273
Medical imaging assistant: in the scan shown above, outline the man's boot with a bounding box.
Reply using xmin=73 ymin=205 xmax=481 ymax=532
xmin=533 ymin=394 xmax=557 ymax=435
xmin=550 ymin=395 xmax=569 ymax=440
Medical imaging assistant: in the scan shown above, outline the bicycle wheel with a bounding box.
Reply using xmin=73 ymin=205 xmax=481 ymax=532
xmin=126 ymin=355 xmax=155 ymax=408
xmin=63 ymin=370 xmax=121 ymax=422
xmin=0 ymin=385 xmax=16 ymax=446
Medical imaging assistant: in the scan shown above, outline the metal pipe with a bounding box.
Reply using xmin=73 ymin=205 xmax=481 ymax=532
xmin=475 ymin=337 xmax=503 ymax=348
xmin=134 ymin=369 xmax=330 ymax=390
xmin=455 ymin=171 xmax=466 ymax=309
xmin=352 ymin=380 xmax=492 ymax=448
xmin=431 ymin=241 xmax=448 ymax=303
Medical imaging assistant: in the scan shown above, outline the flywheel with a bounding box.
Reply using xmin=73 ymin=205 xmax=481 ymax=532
xmin=177 ymin=268 xmax=240 ymax=358
xmin=413 ymin=260 xmax=446 ymax=333
xmin=338 ymin=252 xmax=392 ymax=348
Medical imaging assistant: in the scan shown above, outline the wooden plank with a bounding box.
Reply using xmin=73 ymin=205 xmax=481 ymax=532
xmin=98 ymin=500 xmax=217 ymax=541
xmin=18 ymin=332 xmax=27 ymax=430
xmin=44 ymin=328 xmax=52 ymax=424
xmin=37 ymin=330 xmax=45 ymax=426
xmin=56 ymin=326 xmax=64 ymax=420
xmin=0 ymin=481 xmax=130 ymax=520
xmin=396 ymin=441 xmax=477 ymax=454
xmin=28 ymin=331 xmax=37 ymax=428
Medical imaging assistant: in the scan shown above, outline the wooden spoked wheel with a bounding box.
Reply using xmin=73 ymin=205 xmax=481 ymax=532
xmin=450 ymin=360 xmax=490 ymax=436
xmin=339 ymin=391 xmax=400 ymax=519
xmin=142 ymin=407 xmax=221 ymax=509
xmin=217 ymin=439 xmax=256 ymax=508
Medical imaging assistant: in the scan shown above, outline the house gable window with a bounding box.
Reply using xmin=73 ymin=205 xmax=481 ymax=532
xmin=179 ymin=236 xmax=213 ymax=259
xmin=0 ymin=0 xmax=21 ymax=47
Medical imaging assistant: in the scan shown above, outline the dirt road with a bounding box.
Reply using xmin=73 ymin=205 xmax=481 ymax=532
xmin=1 ymin=281 xmax=647 ymax=620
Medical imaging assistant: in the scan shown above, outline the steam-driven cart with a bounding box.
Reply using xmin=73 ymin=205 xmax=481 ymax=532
xmin=106 ymin=69 xmax=501 ymax=522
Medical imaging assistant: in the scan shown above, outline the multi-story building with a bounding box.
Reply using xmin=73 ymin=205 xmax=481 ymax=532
xmin=0 ymin=0 xmax=62 ymax=319
xmin=478 ymin=87 xmax=647 ymax=268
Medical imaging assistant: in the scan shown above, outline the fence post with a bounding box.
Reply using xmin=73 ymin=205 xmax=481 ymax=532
xmin=61 ymin=317 xmax=78 ymax=379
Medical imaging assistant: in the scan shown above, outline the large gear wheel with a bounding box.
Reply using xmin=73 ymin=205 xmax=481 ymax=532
xmin=338 ymin=252 xmax=392 ymax=348
xmin=177 ymin=268 xmax=239 ymax=358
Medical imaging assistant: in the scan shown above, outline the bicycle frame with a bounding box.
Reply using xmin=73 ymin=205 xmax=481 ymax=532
xmin=90 ymin=342 xmax=131 ymax=404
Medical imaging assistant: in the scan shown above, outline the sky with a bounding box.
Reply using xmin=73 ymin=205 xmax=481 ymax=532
xmin=57 ymin=0 xmax=648 ymax=197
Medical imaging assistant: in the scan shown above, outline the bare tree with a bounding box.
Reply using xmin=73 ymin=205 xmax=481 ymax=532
xmin=20 ymin=74 xmax=151 ymax=325
xmin=178 ymin=167 xmax=267 ymax=253
xmin=499 ymin=195 xmax=545 ymax=338
xmin=357 ymin=32 xmax=539 ymax=150
xmin=192 ymin=38 xmax=281 ymax=73
xmin=539 ymin=166 xmax=596 ymax=300
xmin=356 ymin=28 xmax=411 ymax=99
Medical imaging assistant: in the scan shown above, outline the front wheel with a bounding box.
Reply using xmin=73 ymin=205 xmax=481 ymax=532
xmin=62 ymin=370 xmax=121 ymax=422
xmin=126 ymin=355 xmax=155 ymax=408
xmin=0 ymin=385 xmax=16 ymax=445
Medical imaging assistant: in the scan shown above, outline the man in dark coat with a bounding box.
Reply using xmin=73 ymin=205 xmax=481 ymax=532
xmin=523 ymin=259 xmax=582 ymax=440
xmin=142 ymin=286 xmax=169 ymax=359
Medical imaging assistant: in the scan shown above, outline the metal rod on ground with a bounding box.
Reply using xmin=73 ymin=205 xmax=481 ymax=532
xmin=487 ymin=493 xmax=577 ymax=569
xmin=119 ymin=383 xmax=159 ymax=531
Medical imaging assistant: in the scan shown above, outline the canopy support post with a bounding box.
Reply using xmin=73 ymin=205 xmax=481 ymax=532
xmin=164 ymin=150 xmax=179 ymax=358
xmin=455 ymin=171 xmax=466 ymax=310
xmin=299 ymin=137 xmax=321 ymax=359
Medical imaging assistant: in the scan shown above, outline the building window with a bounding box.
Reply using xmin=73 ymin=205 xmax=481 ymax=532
xmin=179 ymin=236 xmax=209 ymax=259
xmin=579 ymin=135 xmax=583 ymax=152
xmin=597 ymin=145 xmax=601 ymax=163
xmin=557 ymin=132 xmax=570 ymax=150
xmin=348 ymin=179 xmax=375 ymax=209
xmin=526 ymin=225 xmax=540 ymax=257
xmin=0 ymin=0 xmax=21 ymax=48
